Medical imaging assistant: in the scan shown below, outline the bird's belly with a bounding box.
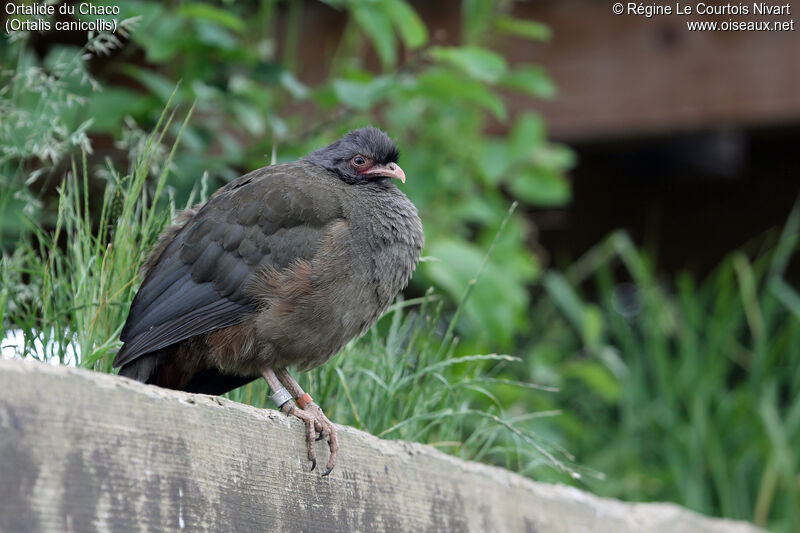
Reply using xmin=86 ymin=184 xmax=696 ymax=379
xmin=250 ymin=215 xmax=420 ymax=372
xmin=271 ymin=270 xmax=390 ymax=371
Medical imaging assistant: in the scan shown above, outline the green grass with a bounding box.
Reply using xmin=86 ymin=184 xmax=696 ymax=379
xmin=523 ymin=220 xmax=800 ymax=532
xmin=1 ymin=89 xmax=192 ymax=370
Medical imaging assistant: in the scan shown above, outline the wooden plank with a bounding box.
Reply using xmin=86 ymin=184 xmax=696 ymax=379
xmin=0 ymin=358 xmax=764 ymax=533
xmin=504 ymin=1 xmax=800 ymax=140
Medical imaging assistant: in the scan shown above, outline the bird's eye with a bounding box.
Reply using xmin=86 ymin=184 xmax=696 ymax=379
xmin=351 ymin=155 xmax=367 ymax=167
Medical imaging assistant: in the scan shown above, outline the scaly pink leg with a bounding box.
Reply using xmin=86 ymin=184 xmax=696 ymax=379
xmin=262 ymin=367 xmax=338 ymax=476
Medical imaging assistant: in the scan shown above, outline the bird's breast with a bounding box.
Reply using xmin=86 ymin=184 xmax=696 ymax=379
xmin=256 ymin=187 xmax=423 ymax=371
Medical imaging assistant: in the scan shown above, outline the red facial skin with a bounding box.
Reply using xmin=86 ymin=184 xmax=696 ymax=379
xmin=350 ymin=155 xmax=406 ymax=183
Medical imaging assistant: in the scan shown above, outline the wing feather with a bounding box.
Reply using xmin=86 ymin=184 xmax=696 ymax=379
xmin=114 ymin=162 xmax=344 ymax=369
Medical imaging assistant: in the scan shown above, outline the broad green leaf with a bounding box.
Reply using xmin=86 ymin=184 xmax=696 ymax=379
xmin=352 ymin=4 xmax=396 ymax=67
xmin=312 ymin=86 xmax=339 ymax=108
xmin=332 ymin=77 xmax=392 ymax=110
xmin=430 ymin=46 xmax=508 ymax=83
xmin=531 ymin=143 xmax=576 ymax=170
xmin=477 ymin=140 xmax=510 ymax=184
xmin=194 ymin=21 xmax=238 ymax=50
xmin=134 ymin=12 xmax=184 ymax=62
xmin=416 ymin=71 xmax=507 ymax=120
xmin=425 ymin=238 xmax=533 ymax=348
xmin=280 ymin=71 xmax=310 ymax=99
xmin=178 ymin=4 xmax=245 ymax=32
xmin=86 ymin=88 xmax=152 ymax=132
xmin=120 ymin=66 xmax=182 ymax=103
xmin=450 ymin=196 xmax=503 ymax=225
xmin=495 ymin=16 xmax=551 ymax=41
xmin=509 ymin=113 xmax=546 ymax=161
xmin=232 ymin=101 xmax=266 ymax=136
xmin=425 ymin=240 xmax=484 ymax=307
xmin=501 ymin=66 xmax=556 ymax=99
xmin=508 ymin=167 xmax=570 ymax=206
xmin=268 ymin=115 xmax=289 ymax=140
xmin=384 ymin=0 xmax=428 ymax=49
xmin=462 ymin=0 xmax=493 ymax=43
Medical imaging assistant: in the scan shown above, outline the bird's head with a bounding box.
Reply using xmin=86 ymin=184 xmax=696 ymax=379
xmin=306 ymin=127 xmax=405 ymax=185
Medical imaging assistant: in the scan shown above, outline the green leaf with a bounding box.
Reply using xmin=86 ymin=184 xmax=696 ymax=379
xmin=384 ymin=0 xmax=428 ymax=49
xmin=178 ymin=4 xmax=245 ymax=32
xmin=495 ymin=16 xmax=551 ymax=41
xmin=425 ymin=240 xmax=484 ymax=311
xmin=462 ymin=0 xmax=493 ymax=43
xmin=501 ymin=66 xmax=556 ymax=99
xmin=531 ymin=143 xmax=576 ymax=170
xmin=450 ymin=196 xmax=503 ymax=225
xmin=352 ymin=4 xmax=396 ymax=67
xmin=194 ymin=21 xmax=238 ymax=50
xmin=280 ymin=71 xmax=310 ymax=99
xmin=509 ymin=113 xmax=546 ymax=161
xmin=121 ymin=66 xmax=181 ymax=103
xmin=134 ymin=12 xmax=184 ymax=62
xmin=232 ymin=101 xmax=266 ymax=136
xmin=86 ymin=88 xmax=152 ymax=132
xmin=425 ymin=238 xmax=532 ymax=348
xmin=312 ymin=86 xmax=338 ymax=109
xmin=332 ymin=76 xmax=392 ymax=110
xmin=430 ymin=46 xmax=508 ymax=83
xmin=583 ymin=304 xmax=604 ymax=348
xmin=541 ymin=271 xmax=605 ymax=349
xmin=477 ymin=140 xmax=510 ymax=184
xmin=416 ymin=70 xmax=507 ymax=120
xmin=565 ymin=360 xmax=621 ymax=403
xmin=508 ymin=167 xmax=571 ymax=207
xmin=542 ymin=271 xmax=585 ymax=332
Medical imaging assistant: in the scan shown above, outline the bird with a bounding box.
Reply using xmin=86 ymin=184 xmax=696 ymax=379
xmin=113 ymin=127 xmax=424 ymax=476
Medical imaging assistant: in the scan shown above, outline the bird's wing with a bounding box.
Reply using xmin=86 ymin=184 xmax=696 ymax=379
xmin=113 ymin=162 xmax=344 ymax=368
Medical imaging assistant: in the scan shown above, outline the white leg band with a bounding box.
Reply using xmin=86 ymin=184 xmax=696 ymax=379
xmin=270 ymin=387 xmax=292 ymax=408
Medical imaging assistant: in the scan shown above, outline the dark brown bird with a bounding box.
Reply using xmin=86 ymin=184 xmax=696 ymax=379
xmin=114 ymin=127 xmax=423 ymax=475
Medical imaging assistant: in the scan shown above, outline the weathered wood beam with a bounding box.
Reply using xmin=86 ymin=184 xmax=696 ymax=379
xmin=0 ymin=359 xmax=763 ymax=532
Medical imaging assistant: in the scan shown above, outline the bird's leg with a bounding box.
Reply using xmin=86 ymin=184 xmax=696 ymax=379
xmin=261 ymin=367 xmax=338 ymax=476
xmin=275 ymin=367 xmax=338 ymax=476
xmin=262 ymin=367 xmax=317 ymax=469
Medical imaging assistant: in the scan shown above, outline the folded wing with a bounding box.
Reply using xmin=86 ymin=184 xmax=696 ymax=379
xmin=114 ymin=163 xmax=343 ymax=368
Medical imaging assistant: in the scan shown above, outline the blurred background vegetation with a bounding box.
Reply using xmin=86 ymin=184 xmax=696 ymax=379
xmin=1 ymin=1 xmax=798 ymax=531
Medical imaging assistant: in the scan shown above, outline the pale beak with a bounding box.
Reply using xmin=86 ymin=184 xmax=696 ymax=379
xmin=365 ymin=162 xmax=406 ymax=183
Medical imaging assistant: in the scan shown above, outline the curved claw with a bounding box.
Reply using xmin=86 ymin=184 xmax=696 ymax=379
xmin=284 ymin=401 xmax=338 ymax=476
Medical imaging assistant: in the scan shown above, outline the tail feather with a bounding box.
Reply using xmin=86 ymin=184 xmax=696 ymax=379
xmin=117 ymin=343 xmax=254 ymax=395
xmin=118 ymin=352 xmax=159 ymax=383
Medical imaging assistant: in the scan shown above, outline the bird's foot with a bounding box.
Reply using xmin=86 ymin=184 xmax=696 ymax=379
xmin=282 ymin=400 xmax=338 ymax=476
